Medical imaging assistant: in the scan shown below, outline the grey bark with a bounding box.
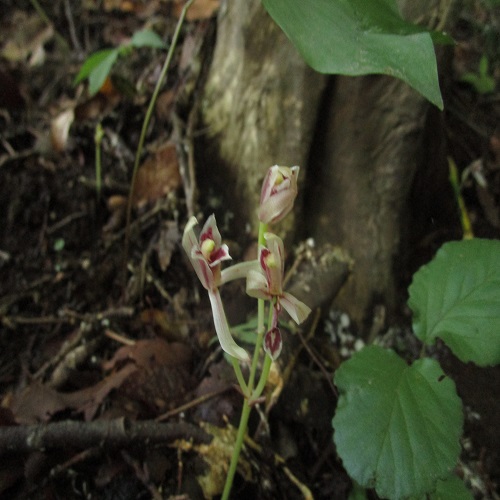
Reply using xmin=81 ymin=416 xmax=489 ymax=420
xmin=198 ymin=0 xmax=326 ymax=238
xmin=306 ymin=0 xmax=459 ymax=327
xmin=307 ymin=75 xmax=431 ymax=327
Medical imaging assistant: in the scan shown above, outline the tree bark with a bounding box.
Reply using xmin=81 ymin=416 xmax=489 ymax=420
xmin=198 ymin=0 xmax=326 ymax=239
xmin=306 ymin=75 xmax=431 ymax=328
xmin=305 ymin=0 xmax=460 ymax=328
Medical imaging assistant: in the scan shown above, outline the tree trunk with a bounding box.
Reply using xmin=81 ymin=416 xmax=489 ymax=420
xmin=198 ymin=0 xmax=326 ymax=239
xmin=196 ymin=0 xmax=459 ymax=330
xmin=307 ymin=75 xmax=432 ymax=328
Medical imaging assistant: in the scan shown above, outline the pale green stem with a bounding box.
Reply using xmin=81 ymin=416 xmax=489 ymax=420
xmin=252 ymin=353 xmax=272 ymax=401
xmin=231 ymin=357 xmax=249 ymax=396
xmin=221 ymin=398 xmax=251 ymax=500
xmin=251 ymin=303 xmax=275 ymax=400
xmin=248 ymin=299 xmax=266 ymax=390
xmin=222 ymin=221 xmax=270 ymax=500
xmin=123 ymin=0 xmax=195 ymax=276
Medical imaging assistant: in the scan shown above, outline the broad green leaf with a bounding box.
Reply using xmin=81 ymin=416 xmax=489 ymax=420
xmin=87 ymin=50 xmax=119 ymax=96
xmin=417 ymin=473 xmax=473 ymax=500
xmin=408 ymin=239 xmax=500 ymax=366
xmin=333 ymin=346 xmax=463 ymax=499
xmin=74 ymin=49 xmax=118 ymax=85
xmin=262 ymin=0 xmax=444 ymax=109
xmin=130 ymin=30 xmax=167 ymax=49
xmin=74 ymin=49 xmax=119 ymax=96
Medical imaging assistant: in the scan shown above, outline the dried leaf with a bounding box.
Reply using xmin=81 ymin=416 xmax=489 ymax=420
xmin=131 ymin=141 xmax=182 ymax=208
xmin=173 ymin=0 xmax=220 ymax=20
xmin=10 ymin=365 xmax=138 ymax=423
xmin=65 ymin=364 xmax=138 ymax=421
xmin=104 ymin=338 xmax=193 ymax=411
xmin=11 ymin=382 xmax=69 ymax=424
xmin=101 ymin=0 xmax=160 ymax=16
xmin=194 ymin=422 xmax=252 ymax=498
xmin=157 ymin=221 xmax=180 ymax=271
xmin=0 ymin=10 xmax=53 ymax=63
xmin=50 ymin=108 xmax=75 ymax=152
xmin=103 ymin=195 xmax=127 ymax=233
xmin=103 ymin=338 xmax=191 ymax=371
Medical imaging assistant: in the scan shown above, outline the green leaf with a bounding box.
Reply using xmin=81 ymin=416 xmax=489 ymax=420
xmin=74 ymin=49 xmax=117 ymax=85
xmin=421 ymin=473 xmax=473 ymax=500
xmin=130 ymin=30 xmax=167 ymax=49
xmin=74 ymin=49 xmax=119 ymax=96
xmin=333 ymin=346 xmax=463 ymax=499
xmin=408 ymin=239 xmax=500 ymax=366
xmin=262 ymin=0 xmax=444 ymax=109
xmin=348 ymin=482 xmax=368 ymax=500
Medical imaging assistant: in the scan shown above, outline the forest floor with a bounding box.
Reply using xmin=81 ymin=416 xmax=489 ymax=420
xmin=0 ymin=1 xmax=499 ymax=499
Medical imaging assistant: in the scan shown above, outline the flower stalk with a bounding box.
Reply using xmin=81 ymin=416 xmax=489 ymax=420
xmin=182 ymin=165 xmax=311 ymax=499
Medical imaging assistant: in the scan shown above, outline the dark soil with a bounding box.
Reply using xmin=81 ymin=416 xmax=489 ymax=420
xmin=0 ymin=1 xmax=499 ymax=499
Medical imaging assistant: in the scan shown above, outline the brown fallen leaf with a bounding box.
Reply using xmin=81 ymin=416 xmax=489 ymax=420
xmin=173 ymin=0 xmax=220 ymax=20
xmin=0 ymin=10 xmax=53 ymax=64
xmin=10 ymin=364 xmax=138 ymax=424
xmin=104 ymin=338 xmax=194 ymax=413
xmin=131 ymin=141 xmax=182 ymax=208
xmin=103 ymin=195 xmax=128 ymax=233
xmin=10 ymin=381 xmax=68 ymax=425
xmin=103 ymin=338 xmax=191 ymax=371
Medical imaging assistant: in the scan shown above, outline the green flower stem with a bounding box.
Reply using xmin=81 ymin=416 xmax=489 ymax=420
xmin=258 ymin=222 xmax=268 ymax=246
xmin=252 ymin=353 xmax=272 ymax=401
xmin=251 ymin=303 xmax=275 ymax=400
xmin=221 ymin=398 xmax=251 ymax=500
xmin=231 ymin=357 xmax=249 ymax=396
xmin=248 ymin=298 xmax=266 ymax=390
xmin=223 ymin=221 xmax=272 ymax=499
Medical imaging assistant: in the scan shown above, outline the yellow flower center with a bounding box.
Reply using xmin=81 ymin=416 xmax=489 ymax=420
xmin=201 ymin=239 xmax=215 ymax=260
xmin=265 ymin=253 xmax=277 ymax=269
xmin=274 ymin=171 xmax=284 ymax=186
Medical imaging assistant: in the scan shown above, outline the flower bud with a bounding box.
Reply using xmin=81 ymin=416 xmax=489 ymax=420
xmin=258 ymin=165 xmax=299 ymax=224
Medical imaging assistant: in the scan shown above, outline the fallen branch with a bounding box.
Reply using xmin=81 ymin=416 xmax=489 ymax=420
xmin=0 ymin=418 xmax=211 ymax=455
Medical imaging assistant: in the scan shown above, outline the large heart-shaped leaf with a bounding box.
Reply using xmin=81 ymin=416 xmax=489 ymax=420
xmin=408 ymin=239 xmax=500 ymax=366
xmin=262 ymin=0 xmax=444 ymax=109
xmin=333 ymin=346 xmax=463 ymax=499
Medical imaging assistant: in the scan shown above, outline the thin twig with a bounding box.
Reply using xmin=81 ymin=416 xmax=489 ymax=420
xmin=156 ymin=386 xmax=233 ymax=422
xmin=296 ymin=311 xmax=337 ymax=397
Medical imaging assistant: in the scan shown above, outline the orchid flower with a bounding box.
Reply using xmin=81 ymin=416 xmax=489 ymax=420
xmin=182 ymin=214 xmax=231 ymax=291
xmin=246 ymin=233 xmax=311 ymax=359
xmin=182 ymin=215 xmax=249 ymax=362
xmin=258 ymin=165 xmax=299 ymax=224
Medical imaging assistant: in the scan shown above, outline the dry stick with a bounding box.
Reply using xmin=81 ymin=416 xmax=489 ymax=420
xmin=122 ymin=0 xmax=195 ymax=287
xmin=0 ymin=419 xmax=210 ymax=456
